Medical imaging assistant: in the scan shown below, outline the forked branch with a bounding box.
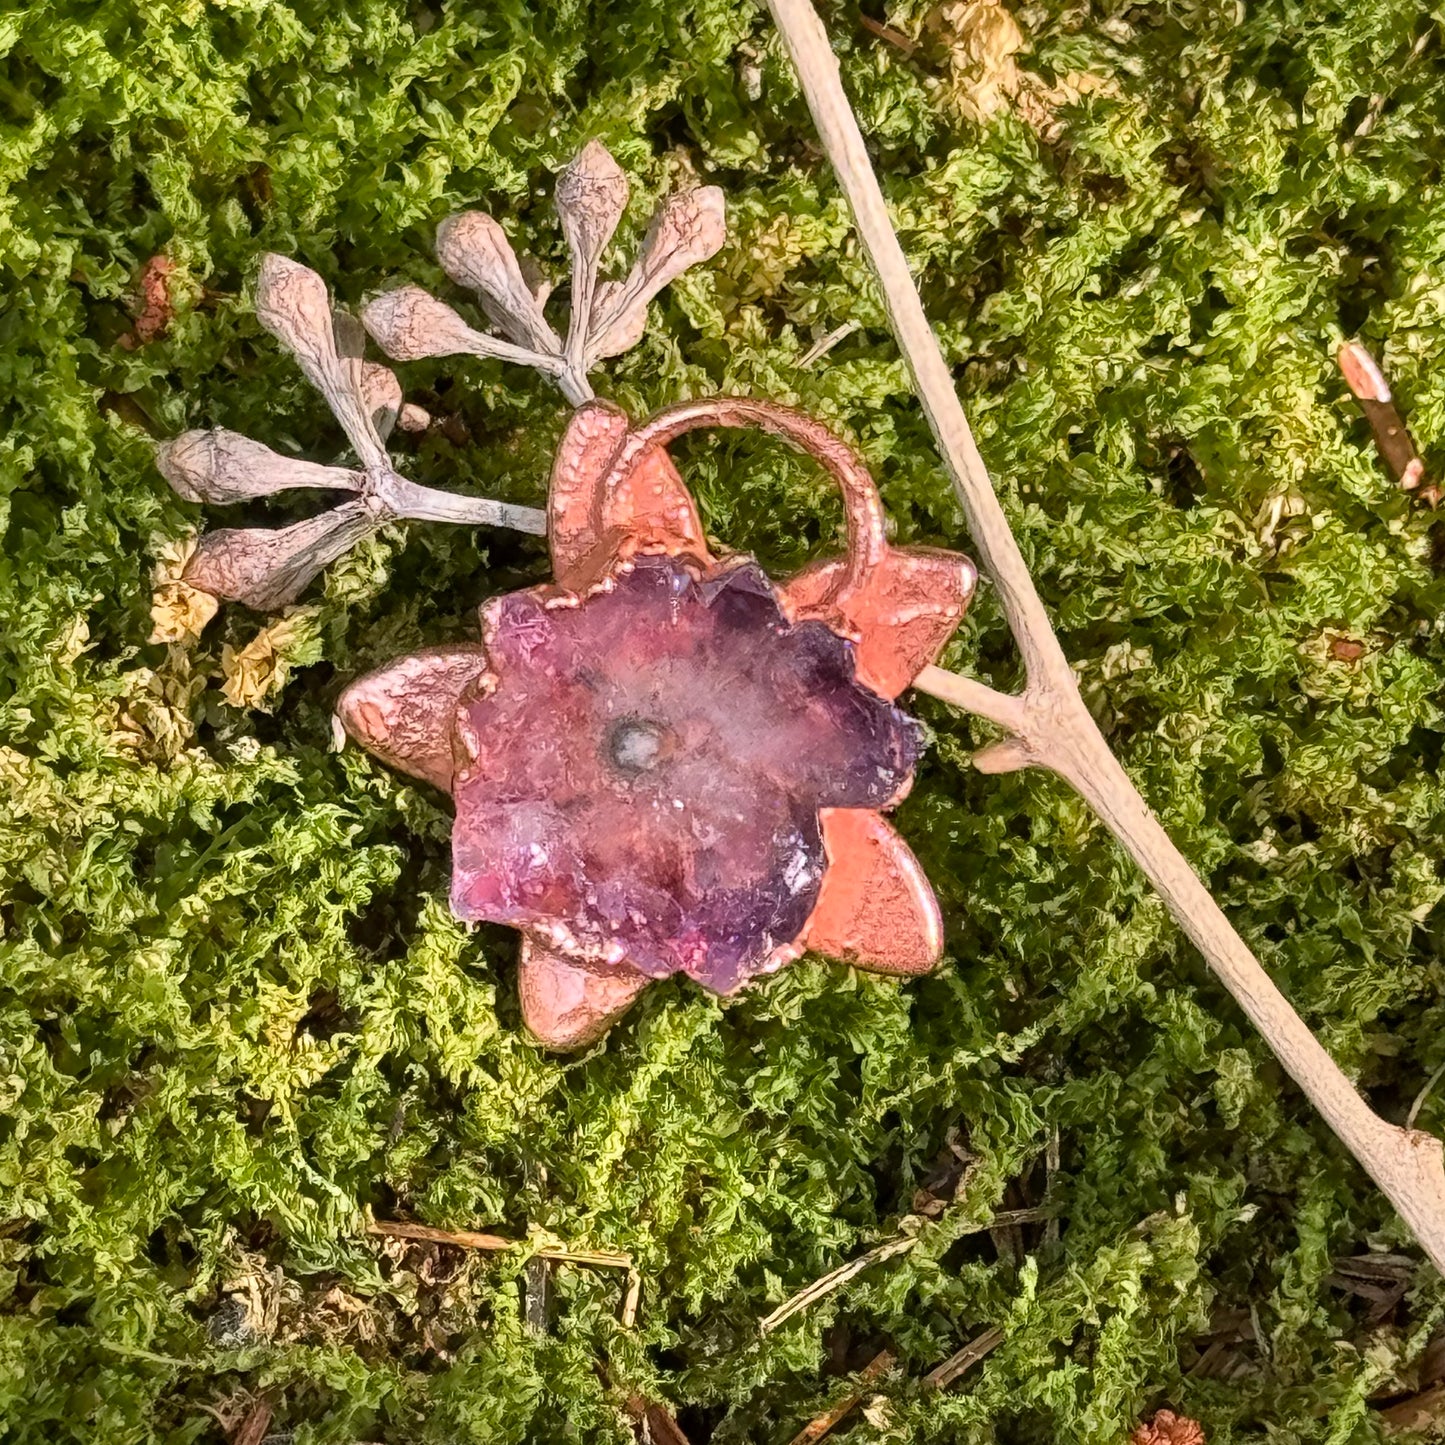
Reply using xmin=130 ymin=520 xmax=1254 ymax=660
xmin=764 ymin=0 xmax=1445 ymax=1272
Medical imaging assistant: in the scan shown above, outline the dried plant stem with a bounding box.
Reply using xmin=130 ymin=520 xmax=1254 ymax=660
xmin=761 ymin=1235 xmax=917 ymax=1333
xmin=371 ymin=472 xmax=547 ymax=534
xmin=759 ymin=1206 xmax=1051 ymax=1333
xmin=367 ymin=1218 xmax=630 ymax=1267
xmin=766 ymin=0 xmax=1445 ymax=1272
xmin=786 ymin=1350 xmax=896 ymax=1445
xmin=924 ymin=1325 xmax=1005 ymax=1391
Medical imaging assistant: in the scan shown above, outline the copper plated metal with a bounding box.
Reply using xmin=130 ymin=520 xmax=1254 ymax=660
xmin=335 ymin=644 xmax=490 ymax=792
xmin=805 ymin=808 xmax=943 ymax=974
xmin=338 ymin=396 xmax=974 ymax=1047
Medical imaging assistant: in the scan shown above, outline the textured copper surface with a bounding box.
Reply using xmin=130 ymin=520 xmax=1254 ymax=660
xmin=803 ymin=808 xmax=943 ymax=974
xmin=338 ymin=396 xmax=974 ymax=1047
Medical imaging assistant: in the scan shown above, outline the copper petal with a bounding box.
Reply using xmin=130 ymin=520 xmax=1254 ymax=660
xmin=335 ymin=644 xmax=490 ymax=792
xmin=802 ymin=808 xmax=943 ymax=975
xmin=782 ymin=546 xmax=977 ymax=699
xmin=517 ymin=935 xmax=650 ymax=1049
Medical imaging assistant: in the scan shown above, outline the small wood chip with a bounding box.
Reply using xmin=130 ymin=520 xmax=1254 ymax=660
xmin=626 ymin=1396 xmax=692 ymax=1445
xmin=1338 ymin=340 xmax=1436 ymax=502
xmin=230 ymin=1397 xmax=274 ymax=1445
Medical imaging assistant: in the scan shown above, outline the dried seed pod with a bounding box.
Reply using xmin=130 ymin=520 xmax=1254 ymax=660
xmin=361 ymin=363 xmax=404 ymax=440
xmin=587 ymin=280 xmax=647 ymax=359
xmin=586 ymin=186 xmax=726 ymax=363
xmin=555 ymin=141 xmax=630 ymax=368
xmin=254 ymin=254 xmax=389 ymax=473
xmin=435 ymin=212 xmax=561 ymax=356
xmin=183 ymin=501 xmax=379 ymax=610
xmin=361 ymin=284 xmax=557 ymax=370
xmin=158 ymin=429 xmax=361 ymax=505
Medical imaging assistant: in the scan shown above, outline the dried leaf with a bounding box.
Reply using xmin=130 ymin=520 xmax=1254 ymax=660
xmin=555 ymin=140 xmax=629 ymax=364
xmin=157 ymin=429 xmax=360 ymax=505
xmin=184 ymin=502 xmax=379 ymax=611
xmin=149 ymin=532 xmax=222 ymax=643
xmin=586 ymin=186 xmax=725 ymax=362
xmin=120 ymin=255 xmax=178 ymax=349
xmin=928 ymin=0 xmax=1027 ymax=123
xmin=115 ymin=652 xmax=206 ymax=763
xmin=434 ymin=212 xmax=561 ymax=355
xmin=220 ymin=606 xmax=326 ymax=710
xmin=361 ymin=285 xmax=552 ymax=369
xmin=927 ymin=0 xmax=1120 ymax=138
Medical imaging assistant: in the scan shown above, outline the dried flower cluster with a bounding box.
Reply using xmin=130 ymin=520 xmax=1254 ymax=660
xmin=157 ymin=143 xmax=725 ymax=614
xmin=361 ymin=141 xmax=726 ymax=407
xmin=156 ymin=254 xmax=547 ymax=611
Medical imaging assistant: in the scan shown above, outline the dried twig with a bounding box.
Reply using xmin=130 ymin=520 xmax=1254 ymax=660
xmin=1337 ymin=340 xmax=1432 ymax=499
xmin=367 ymin=1218 xmax=638 ymax=1322
xmin=798 ymin=319 xmax=860 ymax=368
xmin=924 ymin=1325 xmax=1005 ymax=1390
xmin=368 ymin=1219 xmax=514 ymax=1251
xmin=760 ymin=1206 xmax=1050 ymax=1333
xmin=766 ymin=0 xmax=1445 ymax=1273
xmin=229 ymin=1396 xmax=274 ymax=1445
xmin=625 ymin=1396 xmax=693 ymax=1445
xmin=857 ymin=13 xmax=919 ymax=57
xmin=786 ymin=1350 xmax=896 ymax=1445
xmin=761 ymin=1235 xmax=916 ymax=1333
xmin=1409 ymin=1059 xmax=1445 ymax=1131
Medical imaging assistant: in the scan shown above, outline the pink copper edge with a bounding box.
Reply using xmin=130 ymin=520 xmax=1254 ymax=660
xmin=517 ymin=933 xmax=650 ymax=1049
xmin=548 ymin=400 xmax=710 ymax=590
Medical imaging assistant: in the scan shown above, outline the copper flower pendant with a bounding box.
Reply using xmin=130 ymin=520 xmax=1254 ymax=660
xmin=337 ymin=396 xmax=975 ymax=1047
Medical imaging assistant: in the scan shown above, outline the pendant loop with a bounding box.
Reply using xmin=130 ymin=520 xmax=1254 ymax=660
xmin=602 ymin=397 xmax=888 ymax=605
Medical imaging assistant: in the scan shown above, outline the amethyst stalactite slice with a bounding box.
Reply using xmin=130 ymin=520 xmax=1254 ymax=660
xmin=449 ymin=552 xmax=924 ymax=994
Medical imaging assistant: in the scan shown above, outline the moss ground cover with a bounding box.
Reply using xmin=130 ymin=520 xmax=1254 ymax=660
xmin=6 ymin=0 xmax=1445 ymax=1439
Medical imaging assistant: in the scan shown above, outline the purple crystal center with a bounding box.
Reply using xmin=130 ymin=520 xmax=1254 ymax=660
xmin=450 ymin=553 xmax=922 ymax=993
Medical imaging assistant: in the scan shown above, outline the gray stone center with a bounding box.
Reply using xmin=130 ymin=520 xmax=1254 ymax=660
xmin=606 ymin=717 xmax=667 ymax=776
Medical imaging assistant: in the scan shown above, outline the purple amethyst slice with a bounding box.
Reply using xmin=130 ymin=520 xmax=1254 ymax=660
xmin=449 ymin=552 xmax=923 ymax=993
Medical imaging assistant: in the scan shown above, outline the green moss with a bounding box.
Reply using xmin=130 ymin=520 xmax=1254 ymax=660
xmin=5 ymin=0 xmax=1445 ymax=1440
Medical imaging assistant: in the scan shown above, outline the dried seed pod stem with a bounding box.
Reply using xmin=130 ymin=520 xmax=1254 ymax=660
xmin=254 ymin=254 xmax=390 ymax=474
xmin=435 ymin=211 xmax=563 ymax=357
xmin=371 ymin=472 xmax=546 ymax=535
xmin=360 ymin=285 xmax=563 ymax=373
xmin=183 ymin=502 xmax=380 ymax=610
xmin=769 ymin=0 xmax=1445 ymax=1274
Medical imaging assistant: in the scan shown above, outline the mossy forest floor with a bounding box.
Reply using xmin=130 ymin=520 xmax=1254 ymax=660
xmin=7 ymin=0 xmax=1445 ymax=1440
